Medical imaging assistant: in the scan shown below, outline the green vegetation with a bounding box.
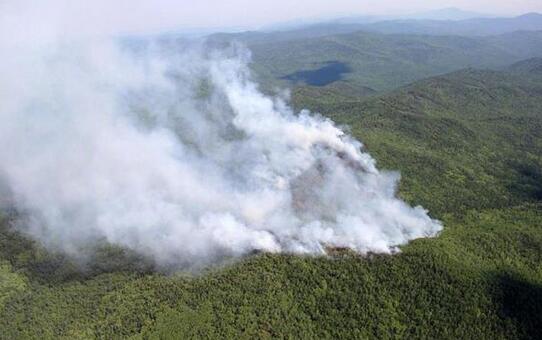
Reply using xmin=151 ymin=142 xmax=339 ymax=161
xmin=1 ymin=206 xmax=541 ymax=339
xmin=293 ymin=69 xmax=542 ymax=216
xmin=1 ymin=63 xmax=542 ymax=338
xmin=239 ymin=29 xmax=542 ymax=93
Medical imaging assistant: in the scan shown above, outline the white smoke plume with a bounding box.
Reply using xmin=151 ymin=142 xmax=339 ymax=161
xmin=0 ymin=21 xmax=442 ymax=268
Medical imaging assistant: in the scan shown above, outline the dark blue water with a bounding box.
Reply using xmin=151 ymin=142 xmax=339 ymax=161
xmin=282 ymin=61 xmax=351 ymax=86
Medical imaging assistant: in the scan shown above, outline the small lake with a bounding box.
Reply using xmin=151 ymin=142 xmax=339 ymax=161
xmin=282 ymin=61 xmax=351 ymax=86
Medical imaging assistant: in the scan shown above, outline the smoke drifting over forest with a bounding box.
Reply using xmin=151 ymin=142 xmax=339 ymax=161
xmin=0 ymin=36 xmax=442 ymax=267
xmin=0 ymin=0 xmax=442 ymax=267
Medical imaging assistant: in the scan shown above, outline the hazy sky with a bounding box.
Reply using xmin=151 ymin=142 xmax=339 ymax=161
xmin=2 ymin=0 xmax=542 ymax=38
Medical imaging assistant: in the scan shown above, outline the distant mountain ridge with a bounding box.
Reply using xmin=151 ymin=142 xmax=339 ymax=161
xmin=263 ymin=7 xmax=492 ymax=31
xmin=362 ymin=12 xmax=542 ymax=36
xmin=507 ymin=57 xmax=542 ymax=75
xmin=208 ymin=13 xmax=542 ymax=48
xmin=403 ymin=7 xmax=491 ymax=21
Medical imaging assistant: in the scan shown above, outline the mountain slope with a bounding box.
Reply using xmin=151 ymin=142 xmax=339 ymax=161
xmin=1 ymin=68 xmax=542 ymax=338
xmin=293 ymin=69 xmax=542 ymax=215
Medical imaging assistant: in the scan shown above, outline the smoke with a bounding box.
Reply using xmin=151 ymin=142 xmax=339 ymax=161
xmin=0 ymin=31 xmax=442 ymax=268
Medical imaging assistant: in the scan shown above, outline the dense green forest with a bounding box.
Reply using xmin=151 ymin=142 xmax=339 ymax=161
xmin=1 ymin=57 xmax=541 ymax=338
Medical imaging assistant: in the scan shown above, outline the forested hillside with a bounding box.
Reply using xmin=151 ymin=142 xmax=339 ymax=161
xmin=237 ymin=30 xmax=542 ymax=92
xmin=293 ymin=69 xmax=542 ymax=215
xmin=1 ymin=66 xmax=541 ymax=339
